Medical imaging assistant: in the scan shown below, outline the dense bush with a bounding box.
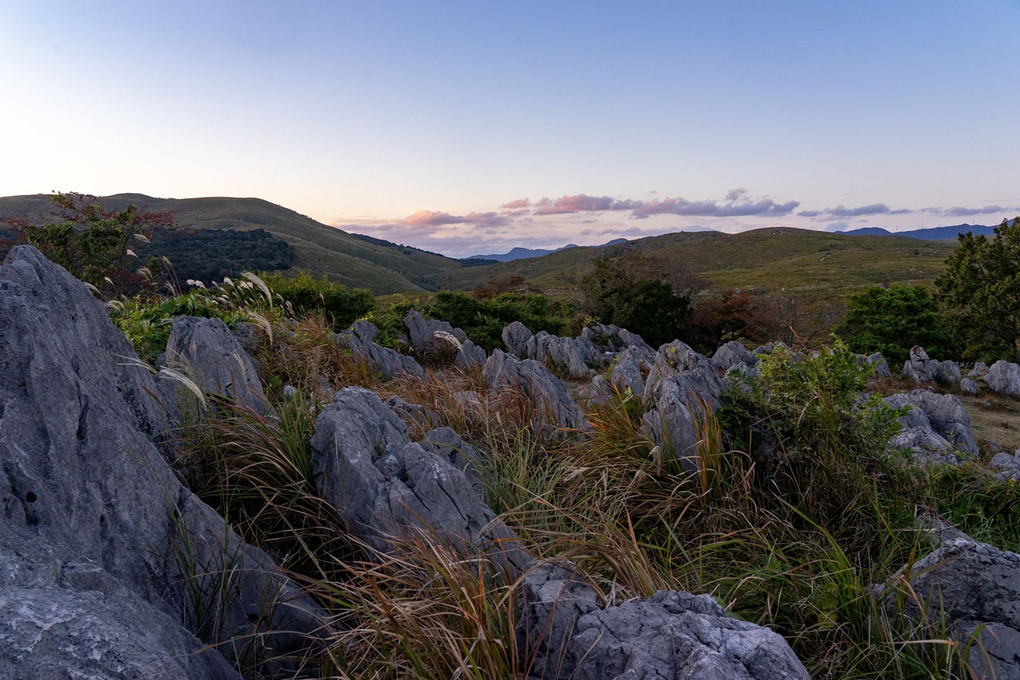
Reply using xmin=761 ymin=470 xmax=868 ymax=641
xmin=261 ymin=270 xmax=375 ymax=330
xmin=834 ymin=284 xmax=958 ymax=364
xmin=936 ymin=216 xmax=1020 ymax=361
xmin=578 ymin=251 xmax=698 ymax=348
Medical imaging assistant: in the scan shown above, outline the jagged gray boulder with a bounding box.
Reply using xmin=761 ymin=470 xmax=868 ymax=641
xmin=526 ymin=330 xmax=600 ymax=380
xmin=990 ymin=450 xmax=1020 ymax=482
xmin=519 ymin=562 xmax=809 ymax=680
xmin=0 ymin=246 xmax=323 ymax=678
xmin=866 ymin=351 xmax=893 ymax=378
xmin=310 ymin=387 xmax=529 ymax=573
xmin=986 ymin=360 xmax=1020 ymax=398
xmin=0 ymin=586 xmax=239 ymax=680
xmin=608 ymin=344 xmax=652 ymax=396
xmin=503 ymin=320 xmax=534 ymax=358
xmin=581 ymin=323 xmax=654 ymax=354
xmin=885 ymin=389 xmax=978 ymax=458
xmin=483 ymin=349 xmax=586 ymax=429
xmin=936 ymin=359 xmax=962 ymax=386
xmin=969 ymin=361 xmax=990 ymax=379
xmin=642 ymin=341 xmax=727 ymax=472
xmin=403 ymin=310 xmax=486 ymax=370
xmin=419 ymin=426 xmax=488 ymax=502
xmin=960 ymin=377 xmax=980 ymax=395
xmin=337 ymin=320 xmax=425 ymax=380
xmin=385 ymin=394 xmax=436 ymax=432
xmin=711 ymin=340 xmax=757 ymax=372
xmin=903 ymin=345 xmax=938 ymax=384
xmin=877 ymin=539 xmax=1020 ymax=680
xmin=164 ymin=315 xmax=271 ymax=416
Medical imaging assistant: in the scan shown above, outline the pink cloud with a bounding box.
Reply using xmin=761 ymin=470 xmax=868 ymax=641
xmin=500 ymin=198 xmax=530 ymax=210
xmin=534 ymin=194 xmax=642 ymax=215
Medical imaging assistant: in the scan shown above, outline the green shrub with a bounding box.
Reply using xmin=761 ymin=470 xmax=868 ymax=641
xmin=261 ymin=270 xmax=375 ymax=331
xmin=834 ymin=284 xmax=959 ymax=364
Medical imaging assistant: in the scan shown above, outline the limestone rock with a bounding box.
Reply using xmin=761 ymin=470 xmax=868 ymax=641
xmin=310 ymin=388 xmax=529 ymax=573
xmin=608 ymin=344 xmax=652 ymax=396
xmin=336 ymin=320 xmax=425 ymax=380
xmin=419 ymin=426 xmax=488 ymax=502
xmin=0 ymin=246 xmax=323 ymax=677
xmin=986 ymin=360 xmax=1020 ymax=398
xmin=483 ymin=349 xmax=586 ymax=429
xmin=164 ymin=315 xmax=271 ymax=416
xmin=641 ymin=341 xmax=726 ymax=472
xmin=866 ymin=351 xmax=893 ymax=378
xmin=960 ymin=377 xmax=980 ymax=395
xmin=936 ymin=359 xmax=962 ymax=386
xmin=877 ymin=539 xmax=1020 ymax=680
xmin=519 ymin=562 xmax=809 ymax=680
xmin=711 ymin=340 xmax=757 ymax=372
xmin=403 ymin=310 xmax=486 ymax=370
xmin=885 ymin=389 xmax=978 ymax=458
xmin=526 ymin=330 xmax=600 ymax=380
xmin=502 ymin=320 xmax=534 ymax=358
xmin=990 ymin=450 xmax=1020 ymax=482
xmin=903 ymin=345 xmax=938 ymax=384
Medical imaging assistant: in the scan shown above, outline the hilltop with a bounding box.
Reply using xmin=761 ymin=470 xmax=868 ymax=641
xmin=0 ymin=193 xmax=466 ymax=294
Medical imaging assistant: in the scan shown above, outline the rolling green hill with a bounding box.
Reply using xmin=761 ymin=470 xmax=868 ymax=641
xmin=436 ymin=228 xmax=958 ymax=339
xmin=0 ymin=193 xmax=465 ymax=294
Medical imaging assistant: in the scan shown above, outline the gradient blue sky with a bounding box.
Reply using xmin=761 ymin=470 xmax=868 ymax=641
xmin=2 ymin=1 xmax=1018 ymax=257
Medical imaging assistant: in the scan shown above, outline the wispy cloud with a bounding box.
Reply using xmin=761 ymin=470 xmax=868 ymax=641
xmin=922 ymin=205 xmax=1009 ymax=218
xmin=632 ymin=194 xmax=798 ymax=218
xmin=401 ymin=209 xmax=508 ymax=228
xmin=533 ymin=194 xmax=643 ymax=215
xmin=800 ymin=203 xmax=911 ymax=219
xmin=500 ymin=198 xmax=530 ymax=210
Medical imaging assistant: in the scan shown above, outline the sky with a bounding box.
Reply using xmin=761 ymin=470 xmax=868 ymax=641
xmin=1 ymin=1 xmax=1019 ymax=258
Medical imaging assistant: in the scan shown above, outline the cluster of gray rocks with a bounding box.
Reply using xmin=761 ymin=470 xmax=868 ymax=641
xmin=4 ymin=244 xmax=1020 ymax=678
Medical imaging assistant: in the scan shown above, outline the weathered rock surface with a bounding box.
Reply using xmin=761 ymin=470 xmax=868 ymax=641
xmin=483 ymin=349 xmax=586 ymax=429
xmin=164 ymin=315 xmax=271 ymax=416
xmin=877 ymin=539 xmax=1020 ymax=680
xmin=526 ymin=330 xmax=600 ymax=380
xmin=712 ymin=340 xmax=757 ymax=372
xmin=642 ymin=341 xmax=727 ymax=472
xmin=936 ymin=359 xmax=962 ymax=386
xmin=960 ymin=377 xmax=980 ymax=395
xmin=310 ymin=387 xmax=529 ymax=572
xmin=608 ymin=344 xmax=653 ymax=396
xmin=404 ymin=310 xmax=486 ymax=370
xmin=0 ymin=246 xmax=322 ymax=678
xmin=986 ymin=360 xmax=1020 ymax=398
xmin=519 ymin=562 xmax=810 ymax=680
xmin=419 ymin=426 xmax=488 ymax=502
xmin=337 ymin=320 xmax=425 ymax=380
xmin=903 ymin=345 xmax=938 ymax=384
xmin=0 ymin=586 xmax=239 ymax=680
xmin=866 ymin=351 xmax=893 ymax=378
xmin=885 ymin=389 xmax=978 ymax=458
xmin=385 ymin=394 xmax=436 ymax=432
xmin=580 ymin=323 xmax=654 ymax=354
xmin=503 ymin=320 xmax=535 ymax=358
xmin=990 ymin=450 xmax=1020 ymax=482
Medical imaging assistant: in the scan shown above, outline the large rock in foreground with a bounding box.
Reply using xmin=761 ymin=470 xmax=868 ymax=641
xmin=0 ymin=246 xmax=322 ymax=677
xmin=519 ymin=562 xmax=809 ymax=680
xmin=642 ymin=340 xmax=727 ymax=472
xmin=483 ymin=349 xmax=586 ymax=429
xmin=877 ymin=539 xmax=1020 ymax=680
xmin=310 ymin=387 xmax=529 ymax=574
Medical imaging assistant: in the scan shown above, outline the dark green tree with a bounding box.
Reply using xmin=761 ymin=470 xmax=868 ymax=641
xmin=578 ymin=251 xmax=698 ymax=348
xmin=935 ymin=217 xmax=1020 ymax=361
xmin=833 ymin=284 xmax=958 ymax=364
xmin=1 ymin=192 xmax=174 ymax=298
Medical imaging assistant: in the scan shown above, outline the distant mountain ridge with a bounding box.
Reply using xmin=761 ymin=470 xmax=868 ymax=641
xmin=465 ymin=238 xmax=628 ymax=262
xmin=839 ymin=219 xmax=1017 ymax=240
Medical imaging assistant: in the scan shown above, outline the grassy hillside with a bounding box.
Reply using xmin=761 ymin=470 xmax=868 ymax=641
xmin=437 ymin=228 xmax=957 ymax=340
xmin=0 ymin=193 xmax=465 ymax=294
